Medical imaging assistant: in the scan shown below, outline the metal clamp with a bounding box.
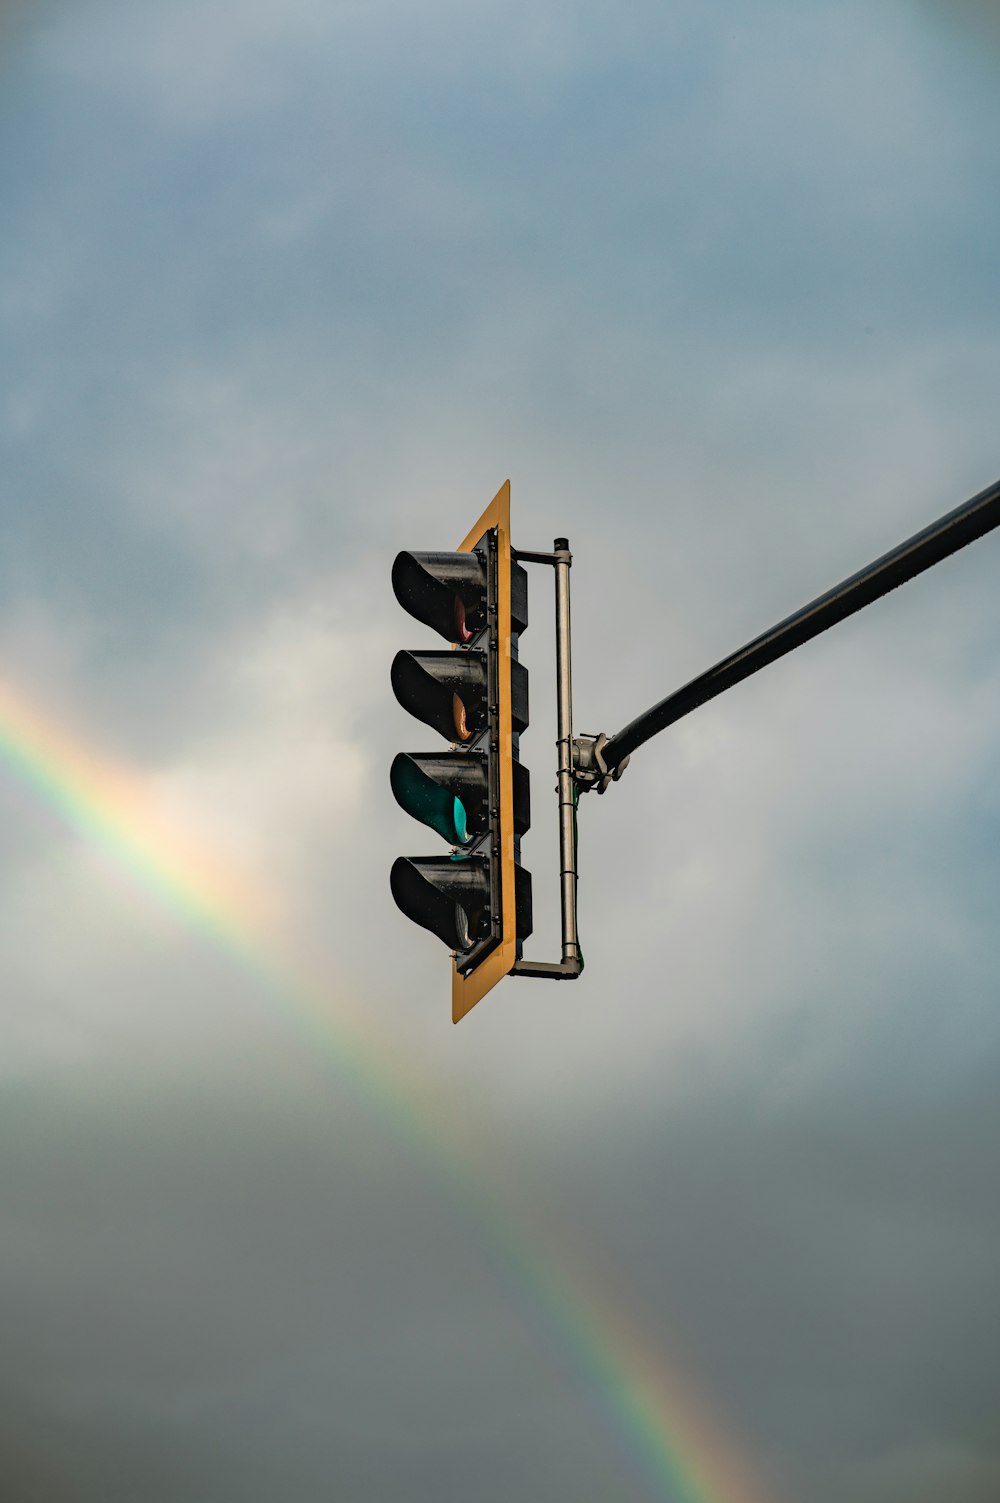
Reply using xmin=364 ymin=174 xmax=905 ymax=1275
xmin=573 ymin=732 xmax=629 ymax=795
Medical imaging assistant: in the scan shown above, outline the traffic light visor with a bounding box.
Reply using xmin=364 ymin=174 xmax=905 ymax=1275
xmin=390 ymin=855 xmax=491 ymax=951
xmin=392 ymin=551 xmax=487 ymax=644
xmin=390 ymin=649 xmax=488 ymax=743
xmin=390 ymin=752 xmax=491 ymax=847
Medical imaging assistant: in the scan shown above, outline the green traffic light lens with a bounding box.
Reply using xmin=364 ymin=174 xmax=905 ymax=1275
xmin=452 ymin=795 xmax=469 ymax=844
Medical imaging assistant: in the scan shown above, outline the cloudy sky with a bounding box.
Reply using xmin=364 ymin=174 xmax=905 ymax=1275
xmin=2 ymin=1 xmax=999 ymax=1499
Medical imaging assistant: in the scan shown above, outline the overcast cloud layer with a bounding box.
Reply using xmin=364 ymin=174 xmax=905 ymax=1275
xmin=1 ymin=2 xmax=999 ymax=1500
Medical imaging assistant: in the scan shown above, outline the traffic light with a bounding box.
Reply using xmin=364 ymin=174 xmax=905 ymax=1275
xmin=390 ymin=481 xmax=532 ymax=1021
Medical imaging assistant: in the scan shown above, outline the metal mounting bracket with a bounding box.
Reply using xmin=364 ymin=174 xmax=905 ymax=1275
xmin=572 ymin=731 xmax=629 ymax=795
xmin=508 ymin=539 xmax=582 ymax=980
xmin=511 ymin=957 xmax=582 ymax=978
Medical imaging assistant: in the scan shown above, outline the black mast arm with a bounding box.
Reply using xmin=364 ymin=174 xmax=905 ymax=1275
xmin=601 ymin=476 xmax=1000 ymax=772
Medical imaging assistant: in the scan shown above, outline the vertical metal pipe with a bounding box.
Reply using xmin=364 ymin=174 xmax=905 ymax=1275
xmin=553 ymin=538 xmax=579 ymax=964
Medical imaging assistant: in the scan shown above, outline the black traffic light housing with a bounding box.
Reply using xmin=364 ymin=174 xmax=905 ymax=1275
xmin=390 ymin=482 xmax=532 ymax=1020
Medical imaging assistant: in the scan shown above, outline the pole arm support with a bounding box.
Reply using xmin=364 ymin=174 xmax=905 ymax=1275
xmin=600 ymin=474 xmax=1000 ymax=772
xmin=572 ymin=732 xmax=630 ymax=795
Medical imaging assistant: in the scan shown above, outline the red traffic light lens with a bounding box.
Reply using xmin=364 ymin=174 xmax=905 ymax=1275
xmin=454 ymin=596 xmax=473 ymax=643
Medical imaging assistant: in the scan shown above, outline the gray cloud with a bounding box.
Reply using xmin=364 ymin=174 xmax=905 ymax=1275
xmin=1 ymin=0 xmax=999 ymax=1498
xmin=919 ymin=0 xmax=1000 ymax=48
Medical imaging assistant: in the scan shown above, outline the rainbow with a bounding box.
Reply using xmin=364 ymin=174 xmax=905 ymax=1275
xmin=0 ymin=675 xmax=770 ymax=1503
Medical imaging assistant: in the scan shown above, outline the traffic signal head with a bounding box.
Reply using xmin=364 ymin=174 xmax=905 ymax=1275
xmin=390 ymin=481 xmax=532 ymax=1021
xmin=389 ymin=854 xmax=491 ymax=951
xmin=389 ymin=751 xmax=489 ymax=848
xmin=390 ymin=551 xmax=487 ymax=643
xmin=389 ymin=649 xmax=489 ymax=742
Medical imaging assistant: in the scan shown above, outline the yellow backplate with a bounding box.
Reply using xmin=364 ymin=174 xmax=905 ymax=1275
xmin=452 ymin=480 xmax=517 ymax=1023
